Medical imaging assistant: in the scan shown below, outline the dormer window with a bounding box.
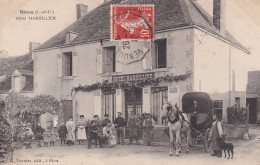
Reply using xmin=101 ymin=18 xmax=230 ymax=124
xmin=65 ymin=31 xmax=78 ymax=44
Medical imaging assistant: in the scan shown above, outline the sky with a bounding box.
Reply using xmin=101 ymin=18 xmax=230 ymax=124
xmin=0 ymin=0 xmax=259 ymax=71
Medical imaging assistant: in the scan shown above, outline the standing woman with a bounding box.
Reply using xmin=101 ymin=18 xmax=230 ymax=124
xmin=66 ymin=116 xmax=75 ymax=146
xmin=34 ymin=122 xmax=44 ymax=147
xmin=77 ymin=115 xmax=87 ymax=144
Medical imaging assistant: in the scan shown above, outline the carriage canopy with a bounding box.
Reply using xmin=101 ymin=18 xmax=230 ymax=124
xmin=182 ymin=92 xmax=213 ymax=114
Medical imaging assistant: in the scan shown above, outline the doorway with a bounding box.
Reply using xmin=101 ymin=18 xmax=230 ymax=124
xmin=246 ymin=98 xmax=257 ymax=124
xmin=125 ymin=88 xmax=143 ymax=139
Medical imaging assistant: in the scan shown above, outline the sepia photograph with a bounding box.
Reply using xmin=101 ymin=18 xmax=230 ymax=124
xmin=0 ymin=0 xmax=260 ymax=164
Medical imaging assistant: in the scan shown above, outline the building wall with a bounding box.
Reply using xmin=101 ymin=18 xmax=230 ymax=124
xmin=193 ymin=29 xmax=248 ymax=121
xmin=34 ymin=28 xmax=195 ymax=121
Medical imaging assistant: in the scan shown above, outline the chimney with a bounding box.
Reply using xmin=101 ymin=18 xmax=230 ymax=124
xmin=213 ymin=0 xmax=226 ymax=34
xmin=29 ymin=42 xmax=40 ymax=52
xmin=76 ymin=4 xmax=88 ymax=20
xmin=29 ymin=42 xmax=40 ymax=60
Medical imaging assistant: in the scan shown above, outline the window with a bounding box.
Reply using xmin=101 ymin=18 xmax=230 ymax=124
xmin=235 ymin=97 xmax=240 ymax=108
xmin=213 ymin=100 xmax=223 ymax=120
xmin=63 ymin=52 xmax=72 ymax=76
xmin=62 ymin=100 xmax=73 ymax=122
xmin=102 ymin=92 xmax=116 ymax=122
xmin=103 ymin=46 xmax=116 ymax=73
xmin=151 ymin=87 xmax=168 ymax=124
xmin=154 ymin=39 xmax=167 ymax=68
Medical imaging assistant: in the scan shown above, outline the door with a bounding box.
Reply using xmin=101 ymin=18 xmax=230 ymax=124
xmin=125 ymin=88 xmax=143 ymax=139
xmin=62 ymin=100 xmax=73 ymax=122
xmin=246 ymin=98 xmax=257 ymax=124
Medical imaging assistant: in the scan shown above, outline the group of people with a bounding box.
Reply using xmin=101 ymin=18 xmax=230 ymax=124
xmin=22 ymin=111 xmax=155 ymax=149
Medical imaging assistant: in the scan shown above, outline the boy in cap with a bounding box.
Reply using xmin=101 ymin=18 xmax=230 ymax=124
xmin=143 ymin=113 xmax=155 ymax=146
xmin=114 ymin=112 xmax=125 ymax=145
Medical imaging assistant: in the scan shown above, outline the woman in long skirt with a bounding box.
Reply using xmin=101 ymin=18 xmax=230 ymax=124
xmin=77 ymin=115 xmax=87 ymax=144
xmin=66 ymin=116 xmax=75 ymax=145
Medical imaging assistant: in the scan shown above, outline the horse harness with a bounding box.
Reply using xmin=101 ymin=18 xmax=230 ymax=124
xmin=166 ymin=108 xmax=180 ymax=125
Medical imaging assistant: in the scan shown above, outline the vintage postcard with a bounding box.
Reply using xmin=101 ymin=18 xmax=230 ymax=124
xmin=0 ymin=0 xmax=260 ymax=165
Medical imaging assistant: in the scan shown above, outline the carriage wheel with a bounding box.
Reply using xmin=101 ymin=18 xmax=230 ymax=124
xmin=204 ymin=128 xmax=211 ymax=153
xmin=189 ymin=135 xmax=198 ymax=148
xmin=188 ymin=129 xmax=199 ymax=148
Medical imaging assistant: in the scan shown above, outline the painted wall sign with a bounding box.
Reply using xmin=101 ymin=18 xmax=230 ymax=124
xmin=112 ymin=72 xmax=154 ymax=82
xmin=116 ymin=40 xmax=150 ymax=64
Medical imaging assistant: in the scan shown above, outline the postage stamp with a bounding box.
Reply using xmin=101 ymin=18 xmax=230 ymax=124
xmin=111 ymin=5 xmax=154 ymax=40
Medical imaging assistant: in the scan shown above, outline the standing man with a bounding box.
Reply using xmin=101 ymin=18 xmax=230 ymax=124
xmin=143 ymin=113 xmax=155 ymax=146
xmin=127 ymin=111 xmax=140 ymax=144
xmin=114 ymin=112 xmax=125 ymax=145
xmin=101 ymin=114 xmax=111 ymax=128
xmin=209 ymin=114 xmax=223 ymax=157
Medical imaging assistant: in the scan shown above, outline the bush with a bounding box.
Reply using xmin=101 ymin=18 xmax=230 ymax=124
xmin=227 ymin=106 xmax=247 ymax=125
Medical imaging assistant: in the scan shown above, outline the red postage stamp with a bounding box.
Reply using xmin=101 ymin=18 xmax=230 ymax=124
xmin=111 ymin=5 xmax=154 ymax=40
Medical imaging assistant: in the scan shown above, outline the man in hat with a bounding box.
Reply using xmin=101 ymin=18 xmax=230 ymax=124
xmin=114 ymin=112 xmax=125 ymax=145
xmin=209 ymin=114 xmax=223 ymax=157
xmin=103 ymin=123 xmax=116 ymax=147
xmin=143 ymin=113 xmax=155 ymax=146
xmin=101 ymin=114 xmax=111 ymax=128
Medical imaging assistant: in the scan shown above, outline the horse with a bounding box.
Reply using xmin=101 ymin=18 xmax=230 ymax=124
xmin=160 ymin=102 xmax=191 ymax=156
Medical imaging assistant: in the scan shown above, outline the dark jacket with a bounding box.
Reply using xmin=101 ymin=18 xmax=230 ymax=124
xmin=87 ymin=125 xmax=98 ymax=138
xmin=114 ymin=117 xmax=125 ymax=128
xmin=101 ymin=118 xmax=111 ymax=127
xmin=58 ymin=125 xmax=68 ymax=139
xmin=34 ymin=126 xmax=45 ymax=140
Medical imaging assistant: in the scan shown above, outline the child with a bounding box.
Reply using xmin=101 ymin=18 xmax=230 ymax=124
xmin=50 ymin=128 xmax=58 ymax=146
xmin=43 ymin=129 xmax=51 ymax=147
xmin=34 ymin=122 xmax=44 ymax=147
xmin=58 ymin=122 xmax=68 ymax=146
xmin=87 ymin=120 xmax=101 ymax=149
xmin=24 ymin=123 xmax=34 ymax=149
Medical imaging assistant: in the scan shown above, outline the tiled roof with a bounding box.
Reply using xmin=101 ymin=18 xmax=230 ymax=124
xmin=35 ymin=0 xmax=249 ymax=53
xmin=17 ymin=69 xmax=33 ymax=76
xmin=0 ymin=55 xmax=33 ymax=93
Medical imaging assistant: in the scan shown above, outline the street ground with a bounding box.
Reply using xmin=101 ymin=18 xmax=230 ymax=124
xmin=5 ymin=126 xmax=260 ymax=165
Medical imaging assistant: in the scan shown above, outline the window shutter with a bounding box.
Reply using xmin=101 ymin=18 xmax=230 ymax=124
xmin=143 ymin=41 xmax=152 ymax=70
xmin=96 ymin=48 xmax=103 ymax=74
xmin=105 ymin=48 xmax=113 ymax=73
xmin=167 ymin=53 xmax=173 ymax=68
xmin=116 ymin=46 xmax=123 ymax=72
xmin=57 ymin=54 xmax=62 ymax=77
xmin=143 ymin=55 xmax=152 ymax=70
xmin=72 ymin=51 xmax=78 ymax=77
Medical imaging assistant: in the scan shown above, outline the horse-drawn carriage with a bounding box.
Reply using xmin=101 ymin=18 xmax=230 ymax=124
xmin=162 ymin=92 xmax=214 ymax=156
xmin=182 ymin=92 xmax=214 ymax=151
